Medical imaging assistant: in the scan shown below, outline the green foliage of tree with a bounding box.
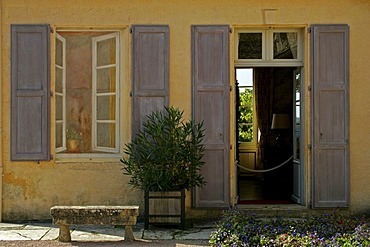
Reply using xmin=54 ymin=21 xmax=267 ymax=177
xmin=238 ymin=89 xmax=254 ymax=142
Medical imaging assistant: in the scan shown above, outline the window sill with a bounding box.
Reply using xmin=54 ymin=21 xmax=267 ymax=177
xmin=55 ymin=153 xmax=122 ymax=163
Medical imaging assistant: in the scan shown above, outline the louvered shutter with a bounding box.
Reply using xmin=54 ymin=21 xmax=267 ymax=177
xmin=11 ymin=24 xmax=50 ymax=161
xmin=192 ymin=25 xmax=230 ymax=207
xmin=131 ymin=25 xmax=169 ymax=136
xmin=311 ymin=24 xmax=349 ymax=207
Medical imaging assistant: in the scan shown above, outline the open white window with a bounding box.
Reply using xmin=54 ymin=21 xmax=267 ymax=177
xmin=92 ymin=33 xmax=120 ymax=153
xmin=55 ymin=33 xmax=66 ymax=153
xmin=55 ymin=31 xmax=120 ymax=156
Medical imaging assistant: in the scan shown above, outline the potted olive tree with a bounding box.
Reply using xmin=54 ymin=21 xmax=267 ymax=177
xmin=120 ymin=106 xmax=206 ymax=229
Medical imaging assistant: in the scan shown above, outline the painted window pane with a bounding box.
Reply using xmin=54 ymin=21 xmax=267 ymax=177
xmin=56 ymin=38 xmax=63 ymax=67
xmin=273 ymin=32 xmax=298 ymax=59
xmin=97 ymin=95 xmax=116 ymax=120
xmin=97 ymin=37 xmax=116 ymax=66
xmin=56 ymin=123 xmax=63 ymax=148
xmin=97 ymin=67 xmax=116 ymax=93
xmin=97 ymin=123 xmax=116 ymax=148
xmin=238 ymin=33 xmax=262 ymax=59
xmin=55 ymin=67 xmax=63 ymax=93
xmin=56 ymin=95 xmax=63 ymax=121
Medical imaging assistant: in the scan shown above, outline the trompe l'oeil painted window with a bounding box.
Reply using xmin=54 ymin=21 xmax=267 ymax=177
xmin=55 ymin=31 xmax=119 ymax=154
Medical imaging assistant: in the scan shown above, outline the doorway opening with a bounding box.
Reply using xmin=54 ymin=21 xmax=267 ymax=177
xmin=236 ymin=67 xmax=302 ymax=204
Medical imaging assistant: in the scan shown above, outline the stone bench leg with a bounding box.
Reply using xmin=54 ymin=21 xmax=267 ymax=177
xmin=124 ymin=225 xmax=134 ymax=241
xmin=59 ymin=224 xmax=71 ymax=242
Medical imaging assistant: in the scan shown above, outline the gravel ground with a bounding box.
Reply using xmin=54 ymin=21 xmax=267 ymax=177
xmin=0 ymin=240 xmax=210 ymax=247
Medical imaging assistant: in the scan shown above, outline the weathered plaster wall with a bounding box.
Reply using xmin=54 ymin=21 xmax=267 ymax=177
xmin=1 ymin=0 xmax=370 ymax=220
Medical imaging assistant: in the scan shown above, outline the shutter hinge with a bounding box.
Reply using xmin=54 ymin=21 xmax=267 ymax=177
xmin=230 ymin=145 xmax=232 ymax=150
xmin=130 ymin=91 xmax=132 ymax=97
xmin=50 ymin=91 xmax=54 ymax=97
xmin=50 ymin=27 xmax=54 ymax=33
xmin=50 ymin=154 xmax=54 ymax=160
xmin=229 ymin=27 xmax=232 ymax=33
xmin=308 ymin=27 xmax=311 ymax=33
xmin=308 ymin=144 xmax=312 ymax=150
xmin=230 ymin=86 xmax=232 ymax=92
xmin=130 ymin=27 xmax=133 ymax=33
xmin=308 ymin=85 xmax=311 ymax=91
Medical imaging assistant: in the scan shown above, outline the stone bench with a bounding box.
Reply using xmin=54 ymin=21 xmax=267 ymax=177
xmin=50 ymin=206 xmax=139 ymax=242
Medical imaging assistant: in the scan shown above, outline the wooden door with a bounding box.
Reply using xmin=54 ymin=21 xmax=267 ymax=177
xmin=292 ymin=68 xmax=304 ymax=204
xmin=311 ymin=25 xmax=349 ymax=208
xmin=192 ymin=25 xmax=230 ymax=207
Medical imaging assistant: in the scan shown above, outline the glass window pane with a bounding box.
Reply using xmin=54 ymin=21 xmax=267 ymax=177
xmin=55 ymin=67 xmax=63 ymax=93
xmin=295 ymin=71 xmax=301 ymax=159
xmin=97 ymin=67 xmax=116 ymax=93
xmin=236 ymin=68 xmax=253 ymax=87
xmin=56 ymin=122 xmax=63 ymax=148
xmin=56 ymin=38 xmax=63 ymax=67
xmin=236 ymin=68 xmax=254 ymax=143
xmin=97 ymin=123 xmax=116 ymax=148
xmin=238 ymin=88 xmax=253 ymax=142
xmin=97 ymin=37 xmax=116 ymax=66
xmin=273 ymin=32 xmax=298 ymax=59
xmin=56 ymin=95 xmax=63 ymax=121
xmin=239 ymin=124 xmax=253 ymax=142
xmin=238 ymin=33 xmax=262 ymax=59
xmin=97 ymin=95 xmax=116 ymax=120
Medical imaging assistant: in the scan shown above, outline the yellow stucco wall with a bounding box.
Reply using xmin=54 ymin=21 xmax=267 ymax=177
xmin=1 ymin=0 xmax=370 ymax=220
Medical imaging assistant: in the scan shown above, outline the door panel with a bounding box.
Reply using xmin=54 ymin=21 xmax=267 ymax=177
xmin=311 ymin=25 xmax=349 ymax=208
xmin=192 ymin=25 xmax=230 ymax=208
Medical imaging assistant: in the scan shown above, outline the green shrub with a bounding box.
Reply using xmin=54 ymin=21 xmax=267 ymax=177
xmin=209 ymin=208 xmax=369 ymax=247
xmin=121 ymin=106 xmax=206 ymax=191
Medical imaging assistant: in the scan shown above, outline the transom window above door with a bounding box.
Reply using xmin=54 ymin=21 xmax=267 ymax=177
xmin=55 ymin=30 xmax=120 ymax=157
xmin=235 ymin=28 xmax=303 ymax=67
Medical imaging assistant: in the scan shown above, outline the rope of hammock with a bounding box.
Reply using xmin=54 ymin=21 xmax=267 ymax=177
xmin=237 ymin=155 xmax=293 ymax=173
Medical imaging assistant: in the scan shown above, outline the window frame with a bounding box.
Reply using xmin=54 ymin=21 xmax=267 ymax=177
xmin=235 ymin=28 xmax=303 ymax=67
xmin=55 ymin=29 xmax=121 ymax=159
xmin=55 ymin=33 xmax=67 ymax=153
xmin=92 ymin=32 xmax=120 ymax=153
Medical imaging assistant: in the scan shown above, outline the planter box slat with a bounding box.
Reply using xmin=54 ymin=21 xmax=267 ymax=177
xmin=144 ymin=190 xmax=185 ymax=229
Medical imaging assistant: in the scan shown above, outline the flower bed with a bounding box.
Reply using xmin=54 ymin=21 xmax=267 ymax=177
xmin=209 ymin=208 xmax=369 ymax=246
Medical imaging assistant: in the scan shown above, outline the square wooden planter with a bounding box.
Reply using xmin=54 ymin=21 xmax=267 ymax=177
xmin=144 ymin=189 xmax=185 ymax=230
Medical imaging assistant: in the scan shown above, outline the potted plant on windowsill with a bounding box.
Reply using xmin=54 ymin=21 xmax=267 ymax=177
xmin=120 ymin=106 xmax=206 ymax=229
xmin=66 ymin=127 xmax=82 ymax=153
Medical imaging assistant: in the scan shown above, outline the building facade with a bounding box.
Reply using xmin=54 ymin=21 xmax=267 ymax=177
xmin=0 ymin=0 xmax=369 ymax=221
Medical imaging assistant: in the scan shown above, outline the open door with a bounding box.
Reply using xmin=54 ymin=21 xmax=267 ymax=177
xmin=292 ymin=68 xmax=304 ymax=204
xmin=236 ymin=67 xmax=300 ymax=204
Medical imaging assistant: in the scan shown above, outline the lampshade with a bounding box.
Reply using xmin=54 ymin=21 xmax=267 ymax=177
xmin=271 ymin=113 xmax=291 ymax=129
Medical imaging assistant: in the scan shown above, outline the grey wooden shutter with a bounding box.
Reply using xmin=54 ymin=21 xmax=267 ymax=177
xmin=132 ymin=25 xmax=169 ymax=136
xmin=311 ymin=25 xmax=349 ymax=207
xmin=192 ymin=25 xmax=230 ymax=207
xmin=11 ymin=24 xmax=50 ymax=161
